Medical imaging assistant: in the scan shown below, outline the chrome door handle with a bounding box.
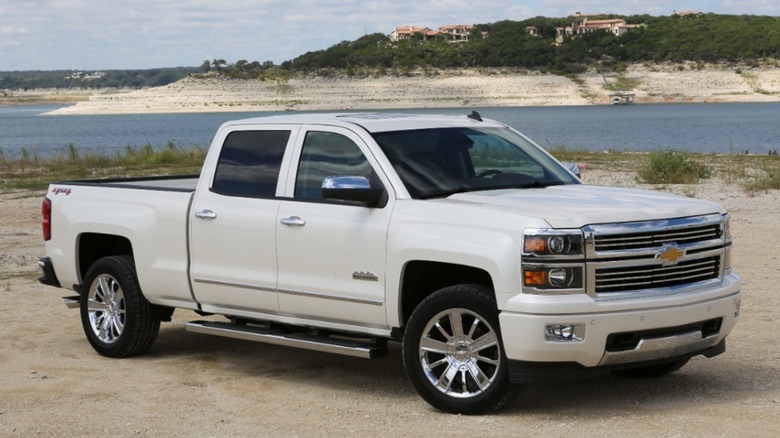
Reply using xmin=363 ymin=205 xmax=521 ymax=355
xmin=280 ymin=216 xmax=306 ymax=226
xmin=194 ymin=210 xmax=217 ymax=220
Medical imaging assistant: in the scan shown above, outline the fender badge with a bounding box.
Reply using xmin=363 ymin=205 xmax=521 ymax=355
xmin=656 ymin=244 xmax=685 ymax=266
xmin=353 ymin=271 xmax=379 ymax=282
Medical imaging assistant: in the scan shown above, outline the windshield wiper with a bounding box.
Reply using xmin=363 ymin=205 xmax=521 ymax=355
xmin=512 ymin=181 xmax=566 ymax=189
xmin=419 ymin=181 xmax=566 ymax=199
xmin=419 ymin=187 xmax=473 ymax=199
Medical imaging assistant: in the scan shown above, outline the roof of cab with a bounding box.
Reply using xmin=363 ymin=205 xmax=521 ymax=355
xmin=219 ymin=112 xmax=507 ymax=133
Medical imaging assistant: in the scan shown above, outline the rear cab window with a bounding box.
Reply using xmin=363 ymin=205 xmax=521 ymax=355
xmin=212 ymin=130 xmax=291 ymax=198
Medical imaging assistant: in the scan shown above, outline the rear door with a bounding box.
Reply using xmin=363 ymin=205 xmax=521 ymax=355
xmin=189 ymin=126 xmax=297 ymax=314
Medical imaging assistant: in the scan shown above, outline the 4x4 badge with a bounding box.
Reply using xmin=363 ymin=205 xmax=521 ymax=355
xmin=656 ymin=244 xmax=685 ymax=265
xmin=352 ymin=271 xmax=379 ymax=282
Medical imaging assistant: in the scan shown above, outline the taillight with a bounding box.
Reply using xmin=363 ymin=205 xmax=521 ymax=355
xmin=42 ymin=197 xmax=52 ymax=241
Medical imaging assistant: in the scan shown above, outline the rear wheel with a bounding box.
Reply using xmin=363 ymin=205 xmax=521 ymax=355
xmin=80 ymin=256 xmax=160 ymax=358
xmin=611 ymin=358 xmax=690 ymax=379
xmin=402 ymin=284 xmax=520 ymax=414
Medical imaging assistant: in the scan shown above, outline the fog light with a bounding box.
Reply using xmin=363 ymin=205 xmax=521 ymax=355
xmin=545 ymin=324 xmax=585 ymax=342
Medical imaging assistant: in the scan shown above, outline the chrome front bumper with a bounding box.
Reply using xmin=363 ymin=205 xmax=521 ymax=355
xmin=499 ymin=288 xmax=741 ymax=368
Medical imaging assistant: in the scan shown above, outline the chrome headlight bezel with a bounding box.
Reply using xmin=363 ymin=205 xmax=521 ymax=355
xmin=522 ymin=229 xmax=584 ymax=258
xmin=522 ymin=229 xmax=586 ymax=294
xmin=723 ymin=213 xmax=733 ymax=274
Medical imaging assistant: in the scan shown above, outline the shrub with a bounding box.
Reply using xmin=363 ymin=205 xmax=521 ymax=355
xmin=638 ymin=149 xmax=712 ymax=184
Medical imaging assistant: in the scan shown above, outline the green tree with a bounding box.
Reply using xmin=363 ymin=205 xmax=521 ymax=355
xmin=211 ymin=59 xmax=227 ymax=72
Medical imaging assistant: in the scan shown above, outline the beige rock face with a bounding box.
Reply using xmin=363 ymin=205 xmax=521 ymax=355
xmin=45 ymin=65 xmax=780 ymax=116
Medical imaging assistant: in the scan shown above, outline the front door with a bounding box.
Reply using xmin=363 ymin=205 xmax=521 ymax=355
xmin=276 ymin=126 xmax=393 ymax=327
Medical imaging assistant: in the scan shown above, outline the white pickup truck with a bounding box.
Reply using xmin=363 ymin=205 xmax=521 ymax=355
xmin=39 ymin=112 xmax=741 ymax=414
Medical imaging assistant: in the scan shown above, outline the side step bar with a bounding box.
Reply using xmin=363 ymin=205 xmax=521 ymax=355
xmin=63 ymin=296 xmax=80 ymax=309
xmin=185 ymin=320 xmax=388 ymax=359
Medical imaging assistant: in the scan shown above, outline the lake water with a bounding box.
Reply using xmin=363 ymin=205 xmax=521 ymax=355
xmin=1 ymin=102 xmax=779 ymax=159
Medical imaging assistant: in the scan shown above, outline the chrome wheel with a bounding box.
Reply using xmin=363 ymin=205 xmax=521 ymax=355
xmin=87 ymin=273 xmax=126 ymax=344
xmin=80 ymin=256 xmax=160 ymax=357
xmin=403 ymin=285 xmax=519 ymax=413
xmin=418 ymin=308 xmax=501 ymax=398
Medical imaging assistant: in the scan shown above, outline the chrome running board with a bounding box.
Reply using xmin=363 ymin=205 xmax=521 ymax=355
xmin=185 ymin=320 xmax=388 ymax=359
xmin=63 ymin=296 xmax=80 ymax=309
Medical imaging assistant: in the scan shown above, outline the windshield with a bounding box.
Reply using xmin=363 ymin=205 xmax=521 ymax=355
xmin=372 ymin=127 xmax=580 ymax=199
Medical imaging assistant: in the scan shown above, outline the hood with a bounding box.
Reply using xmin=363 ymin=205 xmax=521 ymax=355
xmin=445 ymin=184 xmax=724 ymax=229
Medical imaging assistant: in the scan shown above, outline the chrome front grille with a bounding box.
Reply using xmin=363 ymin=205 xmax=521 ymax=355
xmin=595 ymin=256 xmax=721 ymax=293
xmin=584 ymin=214 xmax=727 ymax=297
xmin=594 ymin=224 xmax=721 ymax=252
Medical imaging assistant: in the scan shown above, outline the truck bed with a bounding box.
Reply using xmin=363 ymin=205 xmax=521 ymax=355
xmin=45 ymin=174 xmax=198 ymax=309
xmin=60 ymin=174 xmax=199 ymax=192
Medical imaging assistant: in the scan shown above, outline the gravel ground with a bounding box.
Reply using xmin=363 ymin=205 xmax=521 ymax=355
xmin=1 ymin=170 xmax=778 ymax=437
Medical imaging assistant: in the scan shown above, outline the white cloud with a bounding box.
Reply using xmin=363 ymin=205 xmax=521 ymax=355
xmin=721 ymin=0 xmax=780 ymax=14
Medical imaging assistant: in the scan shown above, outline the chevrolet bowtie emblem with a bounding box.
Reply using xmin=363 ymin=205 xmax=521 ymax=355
xmin=656 ymin=244 xmax=685 ymax=265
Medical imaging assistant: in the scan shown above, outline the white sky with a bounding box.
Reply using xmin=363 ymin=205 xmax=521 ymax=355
xmin=1 ymin=0 xmax=778 ymax=71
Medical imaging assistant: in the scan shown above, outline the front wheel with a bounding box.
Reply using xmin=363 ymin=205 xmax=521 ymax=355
xmin=80 ymin=255 xmax=160 ymax=358
xmin=402 ymin=284 xmax=521 ymax=414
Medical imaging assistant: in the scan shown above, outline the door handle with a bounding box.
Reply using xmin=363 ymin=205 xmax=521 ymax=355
xmin=280 ymin=216 xmax=306 ymax=227
xmin=194 ymin=210 xmax=217 ymax=220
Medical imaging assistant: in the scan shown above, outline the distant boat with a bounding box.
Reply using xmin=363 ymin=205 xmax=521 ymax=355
xmin=610 ymin=89 xmax=635 ymax=105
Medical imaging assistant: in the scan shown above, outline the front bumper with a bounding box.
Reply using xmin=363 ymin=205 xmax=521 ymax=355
xmin=506 ymin=339 xmax=726 ymax=384
xmin=498 ymin=284 xmax=741 ymax=377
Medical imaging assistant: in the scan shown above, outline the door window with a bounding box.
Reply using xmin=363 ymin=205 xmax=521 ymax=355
xmin=212 ymin=130 xmax=290 ymax=198
xmin=294 ymin=131 xmax=375 ymax=201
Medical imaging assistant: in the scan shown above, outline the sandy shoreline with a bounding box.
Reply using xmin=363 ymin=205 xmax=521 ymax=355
xmin=26 ymin=63 xmax=780 ymax=116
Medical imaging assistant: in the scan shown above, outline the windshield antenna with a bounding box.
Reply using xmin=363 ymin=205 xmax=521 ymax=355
xmin=467 ymin=111 xmax=483 ymax=122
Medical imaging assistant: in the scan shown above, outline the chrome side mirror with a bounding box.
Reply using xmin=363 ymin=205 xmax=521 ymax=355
xmin=321 ymin=176 xmax=385 ymax=207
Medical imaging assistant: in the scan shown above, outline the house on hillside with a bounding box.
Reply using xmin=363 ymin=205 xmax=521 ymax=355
xmin=577 ymin=18 xmax=641 ymax=36
xmin=390 ymin=25 xmax=438 ymax=41
xmin=438 ymin=24 xmax=473 ymax=42
xmin=554 ymin=25 xmax=574 ymax=43
xmin=525 ymin=26 xmax=541 ymax=37
xmin=556 ymin=14 xmax=642 ymax=44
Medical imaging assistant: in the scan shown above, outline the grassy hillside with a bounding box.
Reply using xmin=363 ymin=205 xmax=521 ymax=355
xmin=286 ymin=14 xmax=780 ymax=75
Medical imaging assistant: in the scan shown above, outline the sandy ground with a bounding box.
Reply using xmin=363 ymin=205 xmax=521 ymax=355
xmin=41 ymin=63 xmax=780 ymax=116
xmin=1 ymin=166 xmax=778 ymax=436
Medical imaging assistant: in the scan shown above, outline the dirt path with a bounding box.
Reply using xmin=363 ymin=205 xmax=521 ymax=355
xmin=1 ymin=172 xmax=778 ymax=437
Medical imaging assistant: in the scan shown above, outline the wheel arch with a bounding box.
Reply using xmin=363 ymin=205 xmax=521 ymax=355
xmin=398 ymin=260 xmax=494 ymax=331
xmin=77 ymin=232 xmax=134 ymax=286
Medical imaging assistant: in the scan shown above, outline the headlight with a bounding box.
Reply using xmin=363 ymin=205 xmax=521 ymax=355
xmin=523 ymin=230 xmax=583 ymax=257
xmin=524 ymin=266 xmax=583 ymax=289
xmin=523 ymin=229 xmax=585 ymax=294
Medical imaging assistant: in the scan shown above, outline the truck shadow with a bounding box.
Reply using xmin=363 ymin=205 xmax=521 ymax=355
xmin=149 ymin=323 xmax=413 ymax=397
xmin=148 ymin=323 xmax=768 ymax=415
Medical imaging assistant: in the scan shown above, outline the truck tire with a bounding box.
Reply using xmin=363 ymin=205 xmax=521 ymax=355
xmin=611 ymin=358 xmax=690 ymax=379
xmin=80 ymin=255 xmax=160 ymax=358
xmin=402 ymin=284 xmax=521 ymax=414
